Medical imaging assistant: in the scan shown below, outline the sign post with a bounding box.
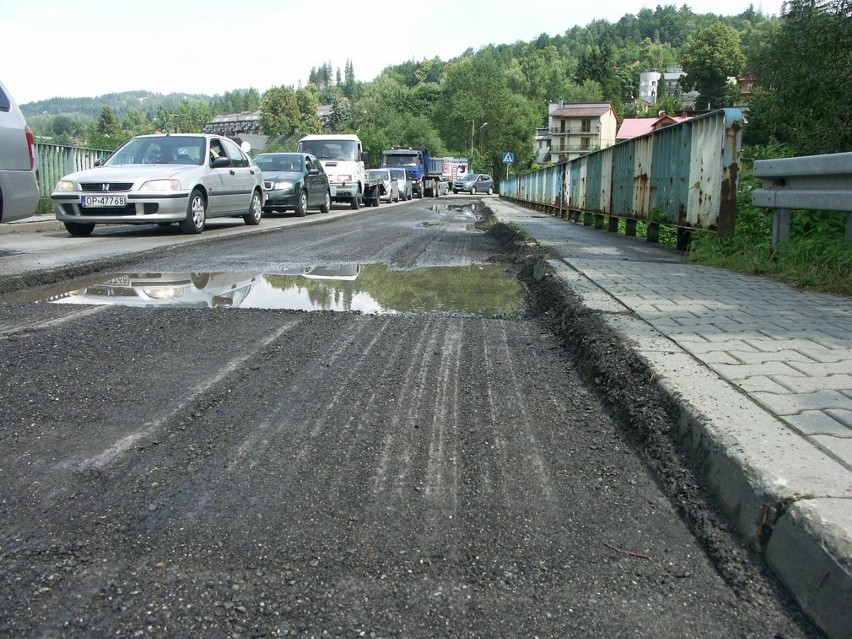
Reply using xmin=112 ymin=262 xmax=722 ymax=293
xmin=502 ymin=151 xmax=514 ymax=180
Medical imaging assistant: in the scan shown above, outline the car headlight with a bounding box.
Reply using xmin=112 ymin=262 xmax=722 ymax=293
xmin=142 ymin=287 xmax=183 ymax=300
xmin=54 ymin=180 xmax=75 ymax=192
xmin=140 ymin=179 xmax=181 ymax=191
xmin=272 ymin=180 xmax=295 ymax=191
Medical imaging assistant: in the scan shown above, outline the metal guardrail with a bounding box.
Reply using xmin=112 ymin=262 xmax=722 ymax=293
xmin=751 ymin=152 xmax=852 ymax=245
xmin=501 ymin=109 xmax=744 ymax=249
xmin=34 ymin=143 xmax=112 ymax=198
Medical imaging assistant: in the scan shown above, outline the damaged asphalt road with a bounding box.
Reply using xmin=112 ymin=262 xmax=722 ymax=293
xmin=0 ymin=202 xmax=819 ymax=637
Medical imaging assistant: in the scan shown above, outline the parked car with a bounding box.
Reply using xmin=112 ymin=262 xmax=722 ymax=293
xmin=389 ymin=168 xmax=412 ymax=200
xmin=453 ymin=173 xmax=494 ymax=195
xmin=51 ymin=133 xmax=265 ymax=236
xmin=253 ymin=152 xmax=331 ymax=216
xmin=368 ymin=168 xmax=399 ymax=203
xmin=0 ymin=79 xmax=39 ymax=223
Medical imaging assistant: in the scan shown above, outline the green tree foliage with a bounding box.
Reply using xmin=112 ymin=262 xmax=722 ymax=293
xmin=681 ymin=21 xmax=746 ymax=108
xmin=747 ymin=0 xmax=851 ymax=154
xmin=260 ymin=86 xmax=300 ymax=137
xmin=87 ymin=106 xmax=122 ymax=149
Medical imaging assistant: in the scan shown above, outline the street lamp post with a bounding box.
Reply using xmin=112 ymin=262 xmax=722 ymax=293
xmin=478 ymin=122 xmax=488 ymax=155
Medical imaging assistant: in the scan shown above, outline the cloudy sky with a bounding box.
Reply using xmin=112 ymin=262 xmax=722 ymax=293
xmin=1 ymin=0 xmax=774 ymax=105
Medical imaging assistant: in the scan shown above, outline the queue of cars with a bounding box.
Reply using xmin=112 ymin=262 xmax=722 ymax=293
xmin=2 ymin=77 xmax=495 ymax=236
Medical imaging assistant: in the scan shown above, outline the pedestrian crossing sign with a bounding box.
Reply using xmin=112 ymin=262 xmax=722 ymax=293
xmin=502 ymin=152 xmax=514 ymax=164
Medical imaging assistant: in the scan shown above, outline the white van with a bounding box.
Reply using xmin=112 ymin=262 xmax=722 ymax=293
xmin=296 ymin=134 xmax=380 ymax=209
xmin=0 ymin=79 xmax=39 ymax=223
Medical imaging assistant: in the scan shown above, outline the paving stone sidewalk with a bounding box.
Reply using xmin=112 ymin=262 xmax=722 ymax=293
xmin=490 ymin=199 xmax=851 ymax=639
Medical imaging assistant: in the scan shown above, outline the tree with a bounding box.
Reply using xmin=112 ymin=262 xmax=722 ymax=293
xmin=260 ymin=86 xmax=300 ymax=137
xmin=681 ymin=21 xmax=746 ymax=109
xmin=87 ymin=106 xmax=122 ymax=149
xmin=747 ymin=0 xmax=851 ymax=154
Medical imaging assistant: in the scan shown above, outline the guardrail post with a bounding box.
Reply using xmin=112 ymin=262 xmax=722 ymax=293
xmin=772 ymin=208 xmax=792 ymax=245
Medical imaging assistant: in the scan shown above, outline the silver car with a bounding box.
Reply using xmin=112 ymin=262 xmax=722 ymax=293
xmin=51 ymin=133 xmax=265 ymax=236
xmin=389 ymin=168 xmax=412 ymax=200
xmin=368 ymin=168 xmax=399 ymax=203
xmin=0 ymin=79 xmax=40 ymax=223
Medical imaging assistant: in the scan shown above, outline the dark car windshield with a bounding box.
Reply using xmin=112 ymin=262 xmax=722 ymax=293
xmin=106 ymin=136 xmax=206 ymax=166
xmin=254 ymin=154 xmax=303 ymax=172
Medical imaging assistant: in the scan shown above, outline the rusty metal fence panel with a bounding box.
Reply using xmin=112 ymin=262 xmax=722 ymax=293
xmin=500 ymin=109 xmax=743 ymax=237
xmin=34 ymin=143 xmax=112 ymax=197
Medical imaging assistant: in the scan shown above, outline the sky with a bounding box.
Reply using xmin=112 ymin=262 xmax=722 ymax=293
xmin=0 ymin=0 xmax=773 ymax=106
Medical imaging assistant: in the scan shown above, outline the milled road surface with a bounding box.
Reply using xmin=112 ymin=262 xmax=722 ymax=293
xmin=0 ymin=200 xmax=816 ymax=637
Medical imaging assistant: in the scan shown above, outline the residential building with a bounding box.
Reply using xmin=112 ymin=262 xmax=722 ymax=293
xmin=547 ymin=101 xmax=617 ymax=163
xmin=534 ymin=127 xmax=551 ymax=163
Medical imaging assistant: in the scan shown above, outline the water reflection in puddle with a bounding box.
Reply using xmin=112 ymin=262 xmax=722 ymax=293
xmin=32 ymin=264 xmax=523 ymax=317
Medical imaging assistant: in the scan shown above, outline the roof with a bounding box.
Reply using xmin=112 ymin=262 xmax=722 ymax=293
xmin=616 ymin=114 xmax=691 ymax=141
xmin=551 ymin=106 xmax=611 ymax=118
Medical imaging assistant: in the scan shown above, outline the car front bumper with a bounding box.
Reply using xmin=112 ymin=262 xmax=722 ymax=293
xmin=52 ymin=191 xmax=191 ymax=224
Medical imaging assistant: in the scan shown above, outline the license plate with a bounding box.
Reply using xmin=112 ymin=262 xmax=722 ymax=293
xmin=81 ymin=195 xmax=127 ymax=207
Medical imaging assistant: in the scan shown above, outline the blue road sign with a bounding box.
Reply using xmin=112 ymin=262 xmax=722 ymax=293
xmin=502 ymin=152 xmax=514 ymax=164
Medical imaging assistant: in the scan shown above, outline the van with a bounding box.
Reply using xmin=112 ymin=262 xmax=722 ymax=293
xmin=0 ymin=79 xmax=39 ymax=222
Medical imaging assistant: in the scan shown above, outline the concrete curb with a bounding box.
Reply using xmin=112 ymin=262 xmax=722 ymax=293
xmin=0 ymin=216 xmax=63 ymax=234
xmin=545 ymin=258 xmax=852 ymax=638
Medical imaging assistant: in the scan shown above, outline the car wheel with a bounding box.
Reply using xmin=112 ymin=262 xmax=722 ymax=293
xmin=487 ymin=187 xmax=494 ymax=195
xmin=244 ymin=189 xmax=262 ymax=225
xmin=180 ymin=188 xmax=206 ymax=234
xmin=295 ymin=190 xmax=308 ymax=217
xmin=64 ymin=222 xmax=95 ymax=237
xmin=470 ymin=187 xmax=477 ymax=195
xmin=453 ymin=189 xmax=458 ymax=194
xmin=320 ymin=190 xmax=331 ymax=213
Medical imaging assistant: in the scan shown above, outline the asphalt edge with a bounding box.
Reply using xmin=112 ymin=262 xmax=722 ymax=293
xmin=488 ymin=213 xmax=850 ymax=638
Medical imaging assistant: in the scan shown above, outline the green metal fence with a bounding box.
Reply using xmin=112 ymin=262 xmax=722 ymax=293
xmin=34 ymin=143 xmax=112 ymax=198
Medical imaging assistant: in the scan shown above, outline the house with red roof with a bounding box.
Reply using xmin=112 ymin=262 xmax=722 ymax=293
xmin=615 ymin=112 xmax=691 ymax=142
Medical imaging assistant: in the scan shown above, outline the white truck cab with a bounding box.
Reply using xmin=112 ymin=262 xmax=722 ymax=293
xmin=296 ymin=134 xmax=379 ymax=209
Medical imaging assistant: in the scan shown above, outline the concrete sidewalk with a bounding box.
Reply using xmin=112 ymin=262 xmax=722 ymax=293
xmin=490 ymin=200 xmax=851 ymax=639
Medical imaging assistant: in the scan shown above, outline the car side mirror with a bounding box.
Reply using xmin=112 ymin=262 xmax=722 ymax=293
xmin=212 ymin=156 xmax=230 ymax=168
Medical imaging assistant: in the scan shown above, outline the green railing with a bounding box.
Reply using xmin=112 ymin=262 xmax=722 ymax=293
xmin=34 ymin=143 xmax=113 ymax=198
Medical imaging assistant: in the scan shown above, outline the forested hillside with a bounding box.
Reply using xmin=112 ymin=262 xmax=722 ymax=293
xmin=22 ymin=2 xmax=850 ymax=170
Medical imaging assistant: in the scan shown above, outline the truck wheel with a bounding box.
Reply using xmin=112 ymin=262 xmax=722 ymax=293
xmin=417 ymin=187 xmax=424 ymax=199
xmin=351 ymin=190 xmax=361 ymax=209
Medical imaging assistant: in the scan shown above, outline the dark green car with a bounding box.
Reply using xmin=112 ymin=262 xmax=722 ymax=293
xmin=254 ymin=152 xmax=331 ymax=217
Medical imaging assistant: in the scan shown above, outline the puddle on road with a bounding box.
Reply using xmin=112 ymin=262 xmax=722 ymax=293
xmin=24 ymin=264 xmax=523 ymax=318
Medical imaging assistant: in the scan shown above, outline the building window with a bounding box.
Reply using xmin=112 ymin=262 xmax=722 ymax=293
xmin=581 ymin=119 xmax=591 ymax=133
xmin=581 ymin=137 xmax=591 ymax=150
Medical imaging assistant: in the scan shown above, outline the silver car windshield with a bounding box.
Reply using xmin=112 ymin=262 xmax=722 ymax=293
xmin=106 ymin=136 xmax=206 ymax=166
xmin=390 ymin=169 xmax=406 ymax=181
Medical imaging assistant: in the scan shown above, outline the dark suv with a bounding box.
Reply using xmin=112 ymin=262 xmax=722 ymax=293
xmin=0 ymin=79 xmax=39 ymax=222
xmin=453 ymin=173 xmax=494 ymax=195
